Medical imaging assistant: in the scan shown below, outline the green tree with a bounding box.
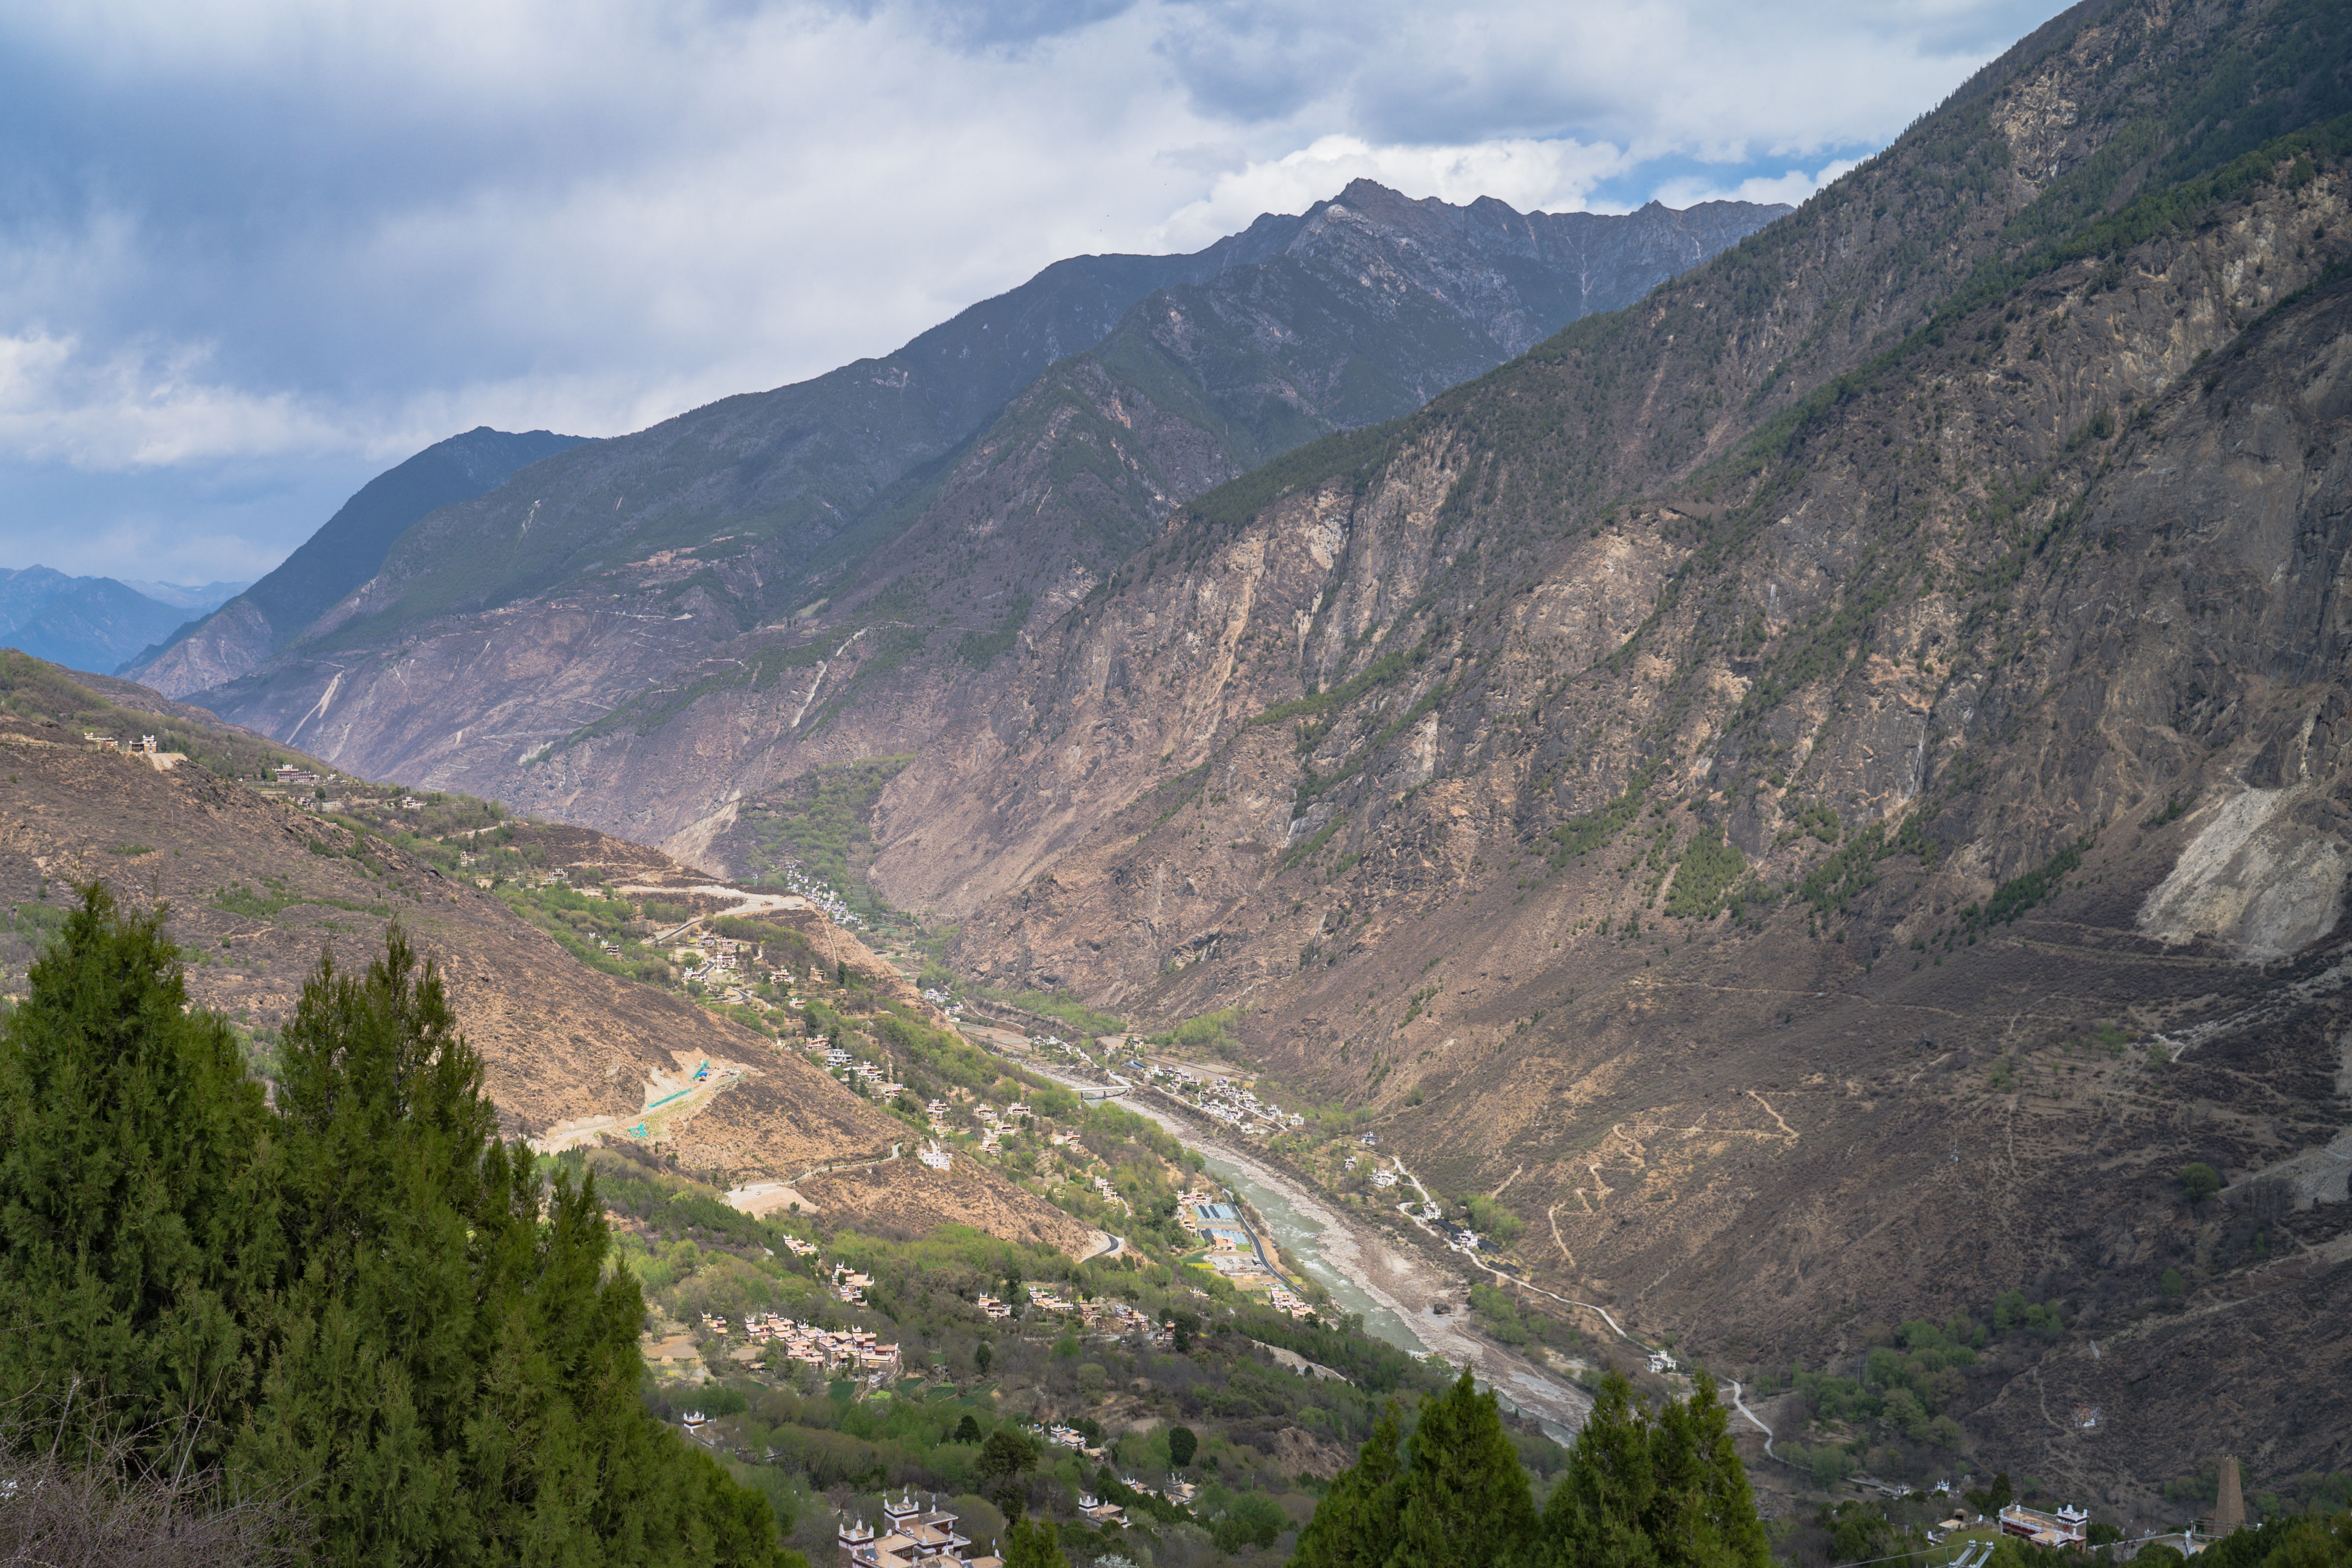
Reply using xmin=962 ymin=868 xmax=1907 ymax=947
xmin=1168 ymin=1425 xmax=1198 ymax=1467
xmin=0 ymin=885 xmax=281 ymax=1467
xmin=232 ymin=924 xmax=794 ymax=1566
xmin=1965 ymin=1472 xmax=2014 ymax=1515
xmin=1532 ymin=1371 xmax=1767 ymax=1568
xmin=1534 ymin=1371 xmax=1659 ymax=1568
xmin=1004 ymin=1517 xmax=1069 ymax=1568
xmin=1828 ymin=1501 xmax=1897 ymax=1564
xmin=1393 ymin=1368 xmax=1538 ymax=1568
xmin=0 ymin=896 xmax=794 ymax=1564
xmin=979 ymin=1425 xmax=1039 ymax=1518
xmin=978 ymin=1428 xmax=1039 ymax=1484
xmin=1291 ymin=1405 xmax=1404 ymax=1568
xmin=953 ymin=1414 xmax=983 ymax=1444
xmin=1648 ymin=1374 xmax=1771 ymax=1568
xmin=2180 ymin=1163 xmax=2221 ymax=1204
xmin=1215 ymin=1493 xmax=1289 ymax=1553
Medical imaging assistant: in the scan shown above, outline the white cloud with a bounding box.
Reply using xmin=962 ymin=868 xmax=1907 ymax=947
xmin=0 ymin=0 xmax=2063 ymax=577
xmin=1153 ymin=133 xmax=1632 ymax=250
xmin=0 ymin=330 xmax=355 ymax=469
xmin=1649 ymin=158 xmax=1866 ymax=212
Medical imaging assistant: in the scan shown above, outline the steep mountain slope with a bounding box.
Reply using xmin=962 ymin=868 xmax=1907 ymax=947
xmin=0 ymin=566 xmax=240 ymax=676
xmin=0 ymin=653 xmax=1086 ymax=1253
xmin=127 ymin=426 xmax=585 ymax=695
xmin=820 ymin=0 xmax=2352 ymax=1502
xmin=181 ymin=188 xmax=1783 ymax=848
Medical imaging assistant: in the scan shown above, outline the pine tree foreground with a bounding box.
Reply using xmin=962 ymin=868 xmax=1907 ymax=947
xmin=0 ymin=886 xmax=796 ymax=1566
xmin=1293 ymin=1367 xmax=1770 ymax=1568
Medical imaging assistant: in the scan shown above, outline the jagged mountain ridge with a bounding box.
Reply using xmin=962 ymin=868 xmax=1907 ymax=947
xmin=815 ymin=0 xmax=2351 ymax=1503
xmin=177 ymin=187 xmax=1784 ymax=844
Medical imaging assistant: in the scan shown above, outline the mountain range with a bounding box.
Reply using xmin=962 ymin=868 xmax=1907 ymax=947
xmin=0 ymin=566 xmax=246 ymax=677
xmin=109 ymin=0 xmax=2352 ymax=1513
xmin=134 ymin=184 xmax=1785 ymax=830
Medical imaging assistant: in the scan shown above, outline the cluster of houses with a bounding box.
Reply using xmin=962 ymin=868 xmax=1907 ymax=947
xmin=1147 ymin=1067 xmax=1303 ymax=1138
xmin=758 ymin=854 xmax=862 ymax=928
xmin=916 ymin=1141 xmax=952 ymax=1172
xmin=830 ymin=1488 xmax=1123 ymax=1568
xmin=699 ymin=1311 xmax=902 ymax=1378
xmin=835 ymin=1492 xmax=1000 ymax=1568
xmin=920 ymin=987 xmax=967 ymax=1024
xmin=1265 ymin=1283 xmax=1313 ymax=1320
xmin=1170 ymin=1193 xmax=1317 ymax=1316
xmin=968 ymin=1289 xmax=1162 ymax=1341
xmin=84 ymin=731 xmax=185 ymax=767
xmin=1125 ymin=1474 xmax=1198 ymax=1507
xmin=971 ymin=1101 xmax=1031 ymax=1153
xmin=813 ymin=1044 xmax=904 ymax=1096
xmin=680 ymin=937 xmax=754 ymax=991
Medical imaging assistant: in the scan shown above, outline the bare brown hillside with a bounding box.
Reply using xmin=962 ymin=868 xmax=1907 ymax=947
xmin=0 ymin=681 xmax=1080 ymax=1253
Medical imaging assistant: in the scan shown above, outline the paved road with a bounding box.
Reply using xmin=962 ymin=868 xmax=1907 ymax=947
xmin=1729 ymin=1379 xmax=1778 ymax=1458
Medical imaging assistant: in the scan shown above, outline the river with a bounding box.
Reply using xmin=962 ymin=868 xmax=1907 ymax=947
xmin=1017 ymin=1061 xmax=1592 ymax=1440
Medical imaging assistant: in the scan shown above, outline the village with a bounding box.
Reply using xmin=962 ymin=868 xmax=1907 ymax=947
xmin=1140 ymin=1061 xmax=1305 ymax=1139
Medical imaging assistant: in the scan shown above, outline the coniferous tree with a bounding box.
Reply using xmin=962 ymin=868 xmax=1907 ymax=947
xmin=1167 ymin=1425 xmax=1198 ymax=1468
xmin=0 ymin=893 xmax=795 ymax=1565
xmin=1004 ymin=1517 xmax=1070 ymax=1568
xmin=1531 ymin=1370 xmax=1768 ymax=1568
xmin=1289 ymin=1404 xmax=1404 ymax=1568
xmin=231 ymin=925 xmax=792 ymax=1565
xmin=1296 ymin=1366 xmax=1772 ymax=1568
xmin=1533 ymin=1371 xmax=1660 ymax=1568
xmin=1648 ymin=1374 xmax=1770 ymax=1568
xmin=0 ymin=885 xmax=281 ymax=1466
xmin=1391 ymin=1368 xmax=1538 ymax=1568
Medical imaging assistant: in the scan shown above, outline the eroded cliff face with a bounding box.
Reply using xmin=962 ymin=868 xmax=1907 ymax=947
xmin=852 ymin=0 xmax=2352 ymax=1496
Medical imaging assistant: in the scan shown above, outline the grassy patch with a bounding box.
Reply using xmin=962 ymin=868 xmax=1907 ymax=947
xmin=1663 ymin=826 xmax=1746 ymax=918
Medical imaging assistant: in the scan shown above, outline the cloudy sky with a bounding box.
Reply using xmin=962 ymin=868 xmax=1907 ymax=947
xmin=0 ymin=0 xmax=2064 ymax=585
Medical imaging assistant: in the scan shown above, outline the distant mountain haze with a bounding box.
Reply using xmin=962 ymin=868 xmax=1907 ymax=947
xmin=115 ymin=579 xmax=252 ymax=611
xmin=180 ymin=182 xmax=1787 ymax=821
xmin=0 ymin=566 xmax=245 ymax=678
xmin=126 ymin=426 xmax=587 ymax=696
